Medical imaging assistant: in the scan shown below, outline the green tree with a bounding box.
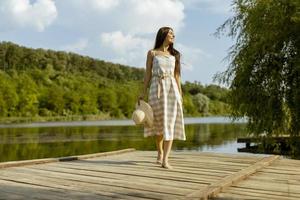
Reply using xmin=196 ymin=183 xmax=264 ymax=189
xmin=117 ymin=85 xmax=136 ymax=118
xmin=44 ymin=85 xmax=65 ymax=115
xmin=182 ymin=81 xmax=204 ymax=95
xmin=16 ymin=73 xmax=39 ymax=117
xmin=203 ymin=84 xmax=228 ymax=102
xmin=5 ymin=43 xmax=22 ymax=70
xmin=78 ymin=84 xmax=99 ymax=115
xmin=183 ymin=94 xmax=198 ymax=116
xmin=98 ymin=88 xmax=120 ymax=117
xmin=192 ymin=93 xmax=209 ymax=114
xmin=64 ymin=91 xmax=81 ymax=114
xmin=209 ymin=100 xmax=230 ymax=116
xmin=217 ymin=0 xmax=300 ymax=136
xmin=0 ymin=73 xmax=18 ymax=116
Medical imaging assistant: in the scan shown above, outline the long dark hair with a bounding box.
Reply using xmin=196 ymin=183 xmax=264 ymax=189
xmin=153 ymin=27 xmax=181 ymax=76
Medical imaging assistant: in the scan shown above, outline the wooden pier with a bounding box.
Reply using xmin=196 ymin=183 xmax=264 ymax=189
xmin=237 ymin=136 xmax=300 ymax=155
xmin=0 ymin=149 xmax=300 ymax=199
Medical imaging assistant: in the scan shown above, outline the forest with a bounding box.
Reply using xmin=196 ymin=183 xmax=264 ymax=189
xmin=0 ymin=41 xmax=230 ymax=123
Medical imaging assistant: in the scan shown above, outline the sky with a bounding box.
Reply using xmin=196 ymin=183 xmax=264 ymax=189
xmin=0 ymin=0 xmax=235 ymax=85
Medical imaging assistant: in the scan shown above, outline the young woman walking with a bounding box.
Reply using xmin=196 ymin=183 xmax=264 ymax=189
xmin=139 ymin=27 xmax=186 ymax=169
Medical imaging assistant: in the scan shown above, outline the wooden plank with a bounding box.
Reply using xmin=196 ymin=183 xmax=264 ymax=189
xmin=0 ymin=148 xmax=136 ymax=169
xmin=3 ymin=167 xmax=194 ymax=195
xmin=59 ymin=148 xmax=136 ymax=161
xmin=0 ymin=179 xmax=118 ymax=200
xmin=171 ymin=151 xmax=260 ymax=158
xmin=0 ymin=170 xmax=182 ymax=200
xmin=57 ymin=158 xmax=232 ymax=177
xmin=183 ymin=155 xmax=280 ymax=200
xmin=0 ymin=158 xmax=57 ymax=169
xmin=23 ymin=164 xmax=207 ymax=190
xmin=258 ymin=168 xmax=300 ymax=175
xmin=58 ymin=160 xmax=235 ymax=177
xmin=69 ymin=151 xmax=258 ymax=173
xmin=171 ymin=155 xmax=260 ymax=162
xmin=221 ymin=187 xmax=300 ymax=200
xmin=133 ymin=155 xmax=256 ymax=167
xmin=232 ymin=179 xmax=300 ymax=194
xmin=266 ymin=166 xmax=300 ymax=172
xmin=215 ymin=192 xmax=271 ymax=200
xmin=228 ymin=185 xmax=300 ymax=198
xmin=251 ymin=172 xmax=300 ymax=185
xmin=27 ymin=164 xmax=215 ymax=185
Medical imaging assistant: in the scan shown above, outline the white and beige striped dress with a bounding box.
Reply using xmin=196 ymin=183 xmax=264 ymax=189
xmin=144 ymin=50 xmax=186 ymax=141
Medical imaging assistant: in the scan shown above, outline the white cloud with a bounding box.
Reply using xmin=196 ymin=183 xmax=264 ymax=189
xmin=89 ymin=0 xmax=120 ymax=10
xmin=122 ymin=0 xmax=185 ymax=34
xmin=100 ymin=31 xmax=152 ymax=66
xmin=100 ymin=31 xmax=151 ymax=53
xmin=176 ymin=43 xmax=211 ymax=71
xmin=55 ymin=0 xmax=185 ymax=35
xmin=60 ymin=38 xmax=89 ymax=52
xmin=0 ymin=0 xmax=57 ymax=32
xmin=182 ymin=0 xmax=232 ymax=15
xmin=62 ymin=0 xmax=120 ymax=11
xmin=49 ymin=0 xmax=185 ymax=68
xmin=99 ymin=30 xmax=211 ymax=72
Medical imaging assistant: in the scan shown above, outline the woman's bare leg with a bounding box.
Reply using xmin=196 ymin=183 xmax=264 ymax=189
xmin=155 ymin=134 xmax=163 ymax=163
xmin=162 ymin=140 xmax=173 ymax=169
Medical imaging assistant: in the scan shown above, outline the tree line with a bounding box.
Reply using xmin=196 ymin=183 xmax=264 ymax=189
xmin=0 ymin=41 xmax=230 ymax=121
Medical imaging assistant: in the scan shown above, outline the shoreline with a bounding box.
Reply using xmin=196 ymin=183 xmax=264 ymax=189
xmin=0 ymin=116 xmax=247 ymax=128
xmin=0 ymin=113 xmax=233 ymax=125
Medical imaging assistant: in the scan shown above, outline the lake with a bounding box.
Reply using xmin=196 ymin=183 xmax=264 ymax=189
xmin=0 ymin=117 xmax=248 ymax=162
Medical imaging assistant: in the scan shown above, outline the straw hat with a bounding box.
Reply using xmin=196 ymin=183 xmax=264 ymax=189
xmin=132 ymin=100 xmax=153 ymax=128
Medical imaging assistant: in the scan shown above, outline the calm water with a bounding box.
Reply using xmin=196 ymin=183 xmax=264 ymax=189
xmin=0 ymin=117 xmax=248 ymax=162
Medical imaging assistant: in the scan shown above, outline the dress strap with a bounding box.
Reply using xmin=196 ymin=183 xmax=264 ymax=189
xmin=151 ymin=50 xmax=156 ymax=57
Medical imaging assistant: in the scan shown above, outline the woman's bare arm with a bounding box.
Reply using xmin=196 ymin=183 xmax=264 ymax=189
xmin=140 ymin=50 xmax=153 ymax=99
xmin=175 ymin=73 xmax=182 ymax=97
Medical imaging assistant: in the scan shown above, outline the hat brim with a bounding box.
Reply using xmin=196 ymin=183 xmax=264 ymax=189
xmin=135 ymin=100 xmax=153 ymax=128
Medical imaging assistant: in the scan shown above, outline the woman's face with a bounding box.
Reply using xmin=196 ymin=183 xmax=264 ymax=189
xmin=164 ymin=29 xmax=175 ymax=45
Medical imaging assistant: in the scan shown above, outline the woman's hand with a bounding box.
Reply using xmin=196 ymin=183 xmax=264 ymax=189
xmin=138 ymin=92 xmax=145 ymax=105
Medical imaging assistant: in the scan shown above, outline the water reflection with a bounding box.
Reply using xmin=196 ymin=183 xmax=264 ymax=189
xmin=0 ymin=122 xmax=247 ymax=162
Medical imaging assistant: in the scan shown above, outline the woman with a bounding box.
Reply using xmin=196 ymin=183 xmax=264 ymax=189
xmin=139 ymin=27 xmax=186 ymax=169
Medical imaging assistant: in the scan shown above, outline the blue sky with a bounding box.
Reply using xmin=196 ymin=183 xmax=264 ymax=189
xmin=0 ymin=0 xmax=234 ymax=84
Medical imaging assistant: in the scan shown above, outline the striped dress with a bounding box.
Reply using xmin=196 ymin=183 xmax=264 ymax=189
xmin=144 ymin=51 xmax=186 ymax=141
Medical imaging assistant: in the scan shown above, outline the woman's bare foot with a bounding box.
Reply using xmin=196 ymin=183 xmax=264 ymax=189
xmin=156 ymin=153 xmax=163 ymax=164
xmin=161 ymin=162 xmax=173 ymax=170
